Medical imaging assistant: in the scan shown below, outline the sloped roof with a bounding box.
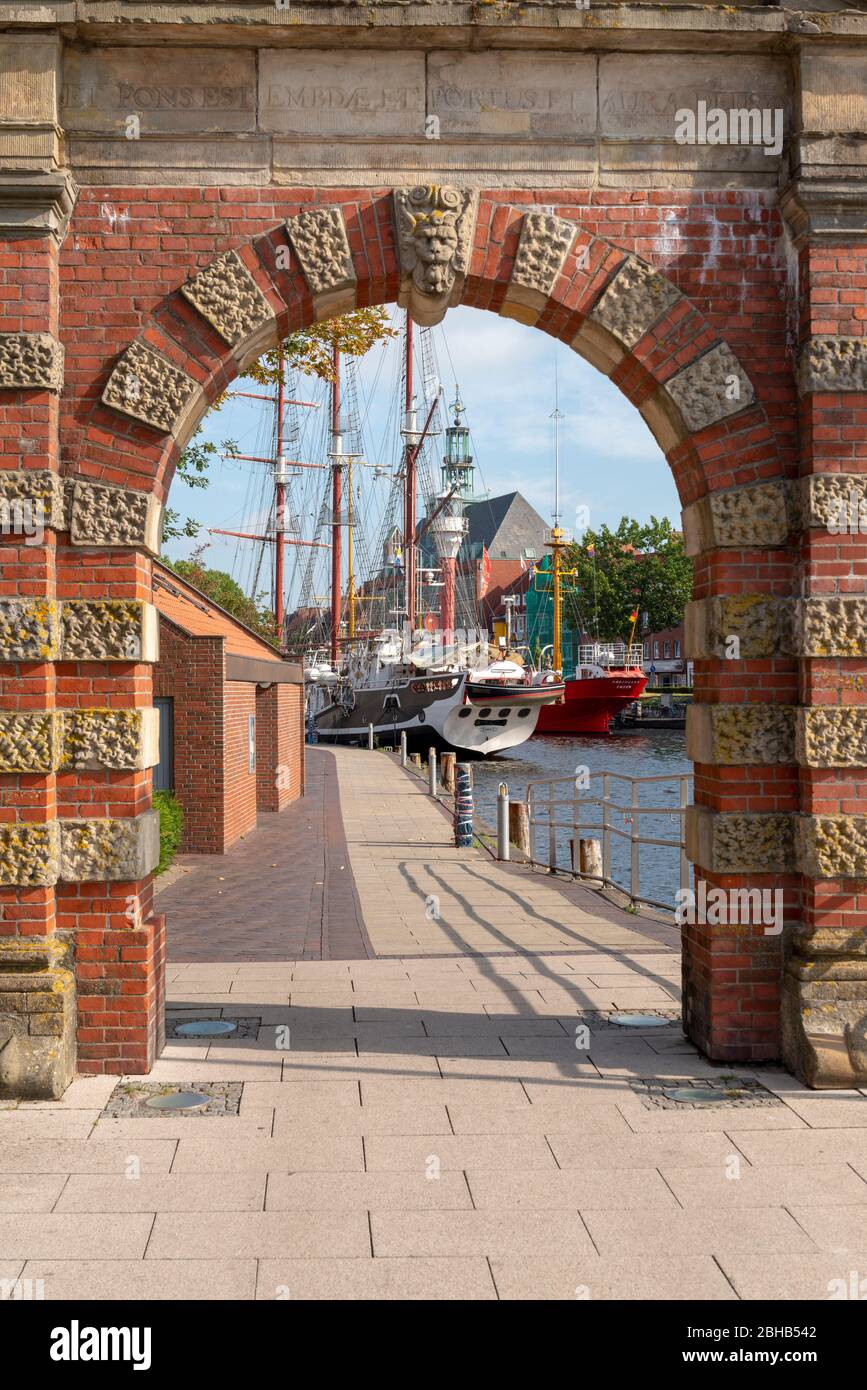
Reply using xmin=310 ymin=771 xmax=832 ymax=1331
xmin=463 ymin=491 xmax=550 ymax=560
xmin=152 ymin=561 xmax=283 ymax=662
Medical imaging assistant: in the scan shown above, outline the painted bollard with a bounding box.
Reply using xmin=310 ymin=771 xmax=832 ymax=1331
xmin=453 ymin=762 xmax=474 ymax=848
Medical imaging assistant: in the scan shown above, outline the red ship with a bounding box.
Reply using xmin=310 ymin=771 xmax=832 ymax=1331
xmin=534 ymin=642 xmax=647 ymax=736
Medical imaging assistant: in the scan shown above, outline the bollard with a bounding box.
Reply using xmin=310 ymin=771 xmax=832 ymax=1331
xmin=509 ymin=800 xmax=531 ymax=857
xmin=428 ymin=747 xmax=438 ymax=796
xmin=306 ymin=705 xmax=318 ymax=745
xmin=453 ymin=762 xmax=474 ymax=848
xmin=410 ymin=752 xmax=422 ymax=770
xmin=440 ymin=750 xmax=456 ymax=792
xmin=497 ymin=782 xmax=510 ymax=861
xmin=367 ymin=722 xmax=374 ymax=750
xmin=400 ymin=731 xmax=407 ymax=768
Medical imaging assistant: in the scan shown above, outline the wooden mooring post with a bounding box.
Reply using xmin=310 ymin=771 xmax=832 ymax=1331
xmin=440 ymin=751 xmax=456 ymax=792
xmin=509 ymin=801 xmax=531 ymax=857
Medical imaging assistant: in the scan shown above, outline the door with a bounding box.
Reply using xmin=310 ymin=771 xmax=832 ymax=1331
xmin=153 ymin=696 xmax=174 ymax=791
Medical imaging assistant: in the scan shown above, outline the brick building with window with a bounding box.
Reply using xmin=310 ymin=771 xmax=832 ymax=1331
xmin=152 ymin=562 xmax=304 ymax=854
xmin=642 ymin=622 xmax=692 ymax=690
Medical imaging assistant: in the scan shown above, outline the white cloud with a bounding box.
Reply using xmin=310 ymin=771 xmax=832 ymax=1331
xmin=166 ymin=303 xmax=680 ymax=589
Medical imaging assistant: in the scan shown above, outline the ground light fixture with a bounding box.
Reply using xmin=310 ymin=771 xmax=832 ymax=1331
xmin=662 ymin=1086 xmax=749 ymax=1104
xmin=175 ymin=1019 xmax=238 ymax=1037
xmin=144 ymin=1091 xmax=211 ymax=1111
xmin=609 ymin=1012 xmax=672 ymax=1028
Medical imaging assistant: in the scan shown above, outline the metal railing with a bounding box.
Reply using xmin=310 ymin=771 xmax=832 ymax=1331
xmin=525 ymin=769 xmax=691 ymax=913
xmin=575 ymin=642 xmax=644 ymax=669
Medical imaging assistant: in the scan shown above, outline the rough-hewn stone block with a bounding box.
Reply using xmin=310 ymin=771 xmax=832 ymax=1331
xmin=101 ymin=340 xmax=200 ymax=435
xmin=682 ymin=481 xmax=792 ymax=555
xmin=0 ymin=938 xmax=75 ymax=1100
xmin=801 ymin=473 xmax=867 ymax=531
xmin=684 ymin=595 xmax=793 ymax=660
xmin=59 ymin=810 xmax=160 ymax=882
xmin=686 ymin=806 xmax=794 ymax=875
xmin=686 ymin=703 xmax=795 ymax=766
xmin=0 ymin=598 xmax=60 ymax=661
xmin=0 ymin=708 xmax=158 ymax=772
xmin=181 ymin=249 xmax=272 ymax=348
xmin=0 ymin=331 xmax=63 ymax=391
xmin=501 ymin=211 xmax=575 ymax=324
xmin=0 ymin=711 xmax=59 ymax=773
xmin=285 ymin=206 xmax=356 ymax=318
xmin=799 ymin=337 xmax=867 ymax=394
xmin=797 ymin=815 xmax=867 ymax=880
xmin=797 ymin=707 xmax=867 ymax=769
xmin=60 ymin=600 xmax=159 ymax=663
xmin=795 ymin=597 xmax=867 ymax=658
xmin=663 ymin=343 xmax=755 ymax=434
xmin=589 ymin=255 xmax=681 ymax=350
xmin=69 ymin=479 xmax=162 ymax=553
xmin=0 ymin=469 xmax=64 ymax=530
xmin=0 ymin=822 xmax=60 ymax=888
xmin=62 ymin=707 xmax=159 ymax=771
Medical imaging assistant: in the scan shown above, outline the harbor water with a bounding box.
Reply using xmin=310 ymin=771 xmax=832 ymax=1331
xmin=470 ymin=729 xmax=691 ymax=912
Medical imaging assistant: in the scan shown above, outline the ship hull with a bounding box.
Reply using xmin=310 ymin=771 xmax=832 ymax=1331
xmin=313 ymin=673 xmax=554 ymax=755
xmin=534 ymin=671 xmax=648 ymax=736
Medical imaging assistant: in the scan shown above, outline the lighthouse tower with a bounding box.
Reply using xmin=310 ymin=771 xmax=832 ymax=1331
xmin=428 ymin=392 xmax=472 ymax=634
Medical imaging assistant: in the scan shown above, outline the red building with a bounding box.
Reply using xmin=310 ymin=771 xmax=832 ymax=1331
xmin=642 ymin=622 xmax=692 ymax=690
xmin=152 ymin=562 xmax=304 ymax=854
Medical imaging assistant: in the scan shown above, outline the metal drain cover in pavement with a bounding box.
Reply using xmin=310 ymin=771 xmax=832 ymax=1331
xmin=610 ymin=1012 xmax=673 ymax=1028
xmin=175 ymin=1019 xmax=237 ymax=1037
xmin=145 ymin=1090 xmax=209 ymax=1111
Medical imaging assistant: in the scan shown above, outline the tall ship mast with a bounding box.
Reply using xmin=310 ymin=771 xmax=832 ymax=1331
xmin=208 ymin=348 xmax=326 ymax=647
xmin=306 ymin=312 xmax=564 ymax=754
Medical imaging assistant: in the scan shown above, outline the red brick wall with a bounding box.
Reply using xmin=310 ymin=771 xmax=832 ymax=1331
xmin=256 ymin=682 xmax=304 ymax=812
xmin=154 ymin=620 xmax=225 ymax=854
xmin=4 ymin=183 xmax=845 ymax=1076
xmin=223 ymin=681 xmax=257 ymax=849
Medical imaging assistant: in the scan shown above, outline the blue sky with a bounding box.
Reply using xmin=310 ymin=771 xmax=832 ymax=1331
xmin=163 ymin=304 xmax=678 ymax=610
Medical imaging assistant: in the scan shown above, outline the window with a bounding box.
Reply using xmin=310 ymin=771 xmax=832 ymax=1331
xmin=674 ymin=640 xmax=681 ymax=657
xmin=248 ymin=714 xmax=256 ymax=774
xmin=664 ymin=642 xmax=670 ymax=658
xmin=643 ymin=642 xmax=649 ymax=658
xmin=653 ymin=642 xmax=659 ymax=659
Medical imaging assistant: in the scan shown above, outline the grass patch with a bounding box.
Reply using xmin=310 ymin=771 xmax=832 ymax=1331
xmin=153 ymin=790 xmax=183 ymax=875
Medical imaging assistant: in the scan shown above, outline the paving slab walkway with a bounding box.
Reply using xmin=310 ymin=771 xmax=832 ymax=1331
xmin=3 ymin=746 xmax=867 ymax=1302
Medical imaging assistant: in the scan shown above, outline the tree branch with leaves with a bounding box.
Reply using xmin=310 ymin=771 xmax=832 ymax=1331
xmin=562 ymin=516 xmax=693 ymax=640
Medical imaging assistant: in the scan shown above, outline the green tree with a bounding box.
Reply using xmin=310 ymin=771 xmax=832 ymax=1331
xmin=562 ymin=516 xmax=692 ymax=640
xmin=162 ymin=432 xmax=238 ymax=542
xmin=247 ymin=308 xmax=396 ymax=387
xmin=163 ymin=554 xmax=278 ymax=648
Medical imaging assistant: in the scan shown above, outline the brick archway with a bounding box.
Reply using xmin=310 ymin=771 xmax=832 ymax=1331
xmin=2 ymin=184 xmax=865 ymax=1094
